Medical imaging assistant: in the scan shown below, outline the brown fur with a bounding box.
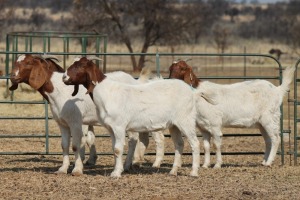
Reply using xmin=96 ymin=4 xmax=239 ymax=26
xmin=168 ymin=60 xmax=200 ymax=88
xmin=65 ymin=57 xmax=106 ymax=98
xmin=9 ymin=54 xmax=65 ymax=102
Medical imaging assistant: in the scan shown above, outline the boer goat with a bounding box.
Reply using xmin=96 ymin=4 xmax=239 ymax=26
xmin=169 ymin=60 xmax=295 ymax=168
xmin=9 ymin=54 xmax=152 ymax=175
xmin=63 ymin=57 xmax=200 ymax=178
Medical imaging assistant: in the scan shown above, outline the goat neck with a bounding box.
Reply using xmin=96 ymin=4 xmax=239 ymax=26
xmin=169 ymin=60 xmax=200 ymax=88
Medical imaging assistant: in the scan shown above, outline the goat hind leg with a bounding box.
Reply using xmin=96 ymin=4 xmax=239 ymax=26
xmin=152 ymin=131 xmax=165 ymax=168
xmin=262 ymin=125 xmax=280 ymax=166
xmin=85 ymin=125 xmax=98 ymax=166
xmin=202 ymin=131 xmax=211 ymax=168
xmin=169 ymin=126 xmax=184 ymax=176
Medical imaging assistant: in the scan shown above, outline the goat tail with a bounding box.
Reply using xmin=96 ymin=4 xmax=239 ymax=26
xmin=138 ymin=66 xmax=153 ymax=83
xmin=278 ymin=65 xmax=295 ymax=96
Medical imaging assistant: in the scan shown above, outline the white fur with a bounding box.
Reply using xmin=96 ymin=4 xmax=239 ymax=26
xmin=46 ymin=71 xmax=148 ymax=175
xmin=63 ymin=71 xmax=200 ymax=178
xmin=194 ymin=66 xmax=295 ymax=168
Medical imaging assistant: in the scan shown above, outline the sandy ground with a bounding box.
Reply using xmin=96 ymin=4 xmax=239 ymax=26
xmin=0 ymin=59 xmax=299 ymax=199
xmin=0 ymin=152 xmax=300 ymax=199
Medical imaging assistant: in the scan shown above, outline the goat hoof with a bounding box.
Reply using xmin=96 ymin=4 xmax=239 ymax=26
xmin=152 ymin=162 xmax=161 ymax=168
xmin=110 ymin=171 xmax=122 ymax=178
xmin=202 ymin=165 xmax=209 ymax=169
xmin=54 ymin=170 xmax=67 ymax=175
xmin=169 ymin=169 xmax=178 ymax=176
xmin=190 ymin=171 xmax=199 ymax=177
xmin=213 ymin=164 xmax=221 ymax=169
xmin=84 ymin=160 xmax=96 ymax=166
xmin=71 ymin=171 xmax=83 ymax=176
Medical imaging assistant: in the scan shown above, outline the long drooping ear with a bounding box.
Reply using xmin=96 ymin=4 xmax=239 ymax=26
xmin=183 ymin=67 xmax=193 ymax=86
xmin=85 ymin=61 xmax=99 ymax=94
xmin=72 ymin=84 xmax=79 ymax=96
xmin=9 ymin=83 xmax=19 ymax=91
xmin=29 ymin=63 xmax=48 ymax=90
xmin=183 ymin=66 xmax=199 ymax=88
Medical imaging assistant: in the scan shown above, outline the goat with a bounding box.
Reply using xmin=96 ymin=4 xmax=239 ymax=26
xmin=169 ymin=60 xmax=295 ymax=168
xmin=62 ymin=57 xmax=200 ymax=178
xmin=9 ymin=54 xmax=155 ymax=175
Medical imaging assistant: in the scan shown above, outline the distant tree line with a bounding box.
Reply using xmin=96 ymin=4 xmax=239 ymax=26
xmin=0 ymin=0 xmax=299 ymax=69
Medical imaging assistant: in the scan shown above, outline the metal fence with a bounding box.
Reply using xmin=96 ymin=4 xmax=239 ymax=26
xmin=293 ymin=58 xmax=300 ymax=165
xmin=0 ymin=47 xmax=292 ymax=165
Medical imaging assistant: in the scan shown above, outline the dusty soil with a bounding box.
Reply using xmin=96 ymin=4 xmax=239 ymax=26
xmin=0 ymin=153 xmax=300 ymax=199
xmin=0 ymin=61 xmax=299 ymax=199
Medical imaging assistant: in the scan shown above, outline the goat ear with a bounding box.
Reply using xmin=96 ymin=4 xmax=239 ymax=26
xmin=29 ymin=64 xmax=47 ymax=90
xmin=183 ymin=68 xmax=192 ymax=85
xmin=72 ymin=84 xmax=79 ymax=96
xmin=85 ymin=61 xmax=98 ymax=94
xmin=9 ymin=83 xmax=19 ymax=91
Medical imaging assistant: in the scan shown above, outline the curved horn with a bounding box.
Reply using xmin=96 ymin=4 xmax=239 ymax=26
xmin=87 ymin=56 xmax=102 ymax=62
xmin=172 ymin=58 xmax=183 ymax=64
xmin=41 ymin=55 xmax=61 ymax=62
xmin=185 ymin=58 xmax=192 ymax=62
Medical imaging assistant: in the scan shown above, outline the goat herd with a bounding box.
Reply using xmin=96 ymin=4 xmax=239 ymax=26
xmin=9 ymin=54 xmax=295 ymax=178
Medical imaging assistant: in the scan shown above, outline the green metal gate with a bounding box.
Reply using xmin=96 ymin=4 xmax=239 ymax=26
xmin=0 ymin=38 xmax=291 ymax=165
xmin=293 ymin=59 xmax=300 ymax=165
xmin=0 ymin=31 xmax=107 ymax=155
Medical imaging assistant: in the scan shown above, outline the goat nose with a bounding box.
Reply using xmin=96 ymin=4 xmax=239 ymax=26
xmin=62 ymin=74 xmax=67 ymax=81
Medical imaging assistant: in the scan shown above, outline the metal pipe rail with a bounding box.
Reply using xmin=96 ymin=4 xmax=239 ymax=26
xmin=293 ymin=58 xmax=300 ymax=165
xmin=0 ymin=50 xmax=289 ymax=165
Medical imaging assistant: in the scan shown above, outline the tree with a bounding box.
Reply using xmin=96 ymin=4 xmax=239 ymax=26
xmin=225 ymin=7 xmax=239 ymax=23
xmin=71 ymin=0 xmax=224 ymax=71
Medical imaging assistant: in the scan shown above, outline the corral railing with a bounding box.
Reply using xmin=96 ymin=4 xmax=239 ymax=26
xmin=293 ymin=58 xmax=300 ymax=165
xmin=0 ymin=51 xmax=292 ymax=165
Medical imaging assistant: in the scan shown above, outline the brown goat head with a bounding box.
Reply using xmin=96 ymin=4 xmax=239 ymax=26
xmin=169 ymin=60 xmax=199 ymax=88
xmin=9 ymin=54 xmax=64 ymax=101
xmin=63 ymin=57 xmax=106 ymax=96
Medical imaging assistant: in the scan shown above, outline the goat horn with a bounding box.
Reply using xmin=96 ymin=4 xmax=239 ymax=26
xmin=41 ymin=55 xmax=61 ymax=62
xmin=172 ymin=58 xmax=182 ymax=64
xmin=87 ymin=56 xmax=102 ymax=61
xmin=185 ymin=58 xmax=192 ymax=62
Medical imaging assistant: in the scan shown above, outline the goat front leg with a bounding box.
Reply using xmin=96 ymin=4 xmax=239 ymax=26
xmin=55 ymin=125 xmax=71 ymax=174
xmin=70 ymin=126 xmax=84 ymax=176
xmin=110 ymin=127 xmax=126 ymax=178
xmin=152 ymin=131 xmax=165 ymax=168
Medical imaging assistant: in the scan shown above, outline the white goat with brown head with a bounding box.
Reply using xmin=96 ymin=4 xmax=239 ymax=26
xmin=63 ymin=57 xmax=200 ymax=178
xmin=9 ymin=54 xmax=155 ymax=175
xmin=169 ymin=60 xmax=295 ymax=168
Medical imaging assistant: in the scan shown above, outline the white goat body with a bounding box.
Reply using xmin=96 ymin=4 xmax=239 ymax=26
xmin=10 ymin=55 xmax=159 ymax=175
xmin=90 ymin=79 xmax=200 ymax=177
xmin=63 ymin=59 xmax=200 ymax=177
xmin=169 ymin=60 xmax=295 ymax=168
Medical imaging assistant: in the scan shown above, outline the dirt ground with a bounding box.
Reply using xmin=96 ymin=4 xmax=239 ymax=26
xmin=0 ymin=152 xmax=300 ymax=199
xmin=0 ymin=61 xmax=299 ymax=199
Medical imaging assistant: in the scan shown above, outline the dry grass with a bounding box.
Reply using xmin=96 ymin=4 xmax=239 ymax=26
xmin=0 ymin=40 xmax=299 ymax=199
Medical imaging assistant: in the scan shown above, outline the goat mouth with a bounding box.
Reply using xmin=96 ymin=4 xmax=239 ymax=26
xmin=63 ymin=78 xmax=74 ymax=85
xmin=10 ymin=77 xmax=21 ymax=84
